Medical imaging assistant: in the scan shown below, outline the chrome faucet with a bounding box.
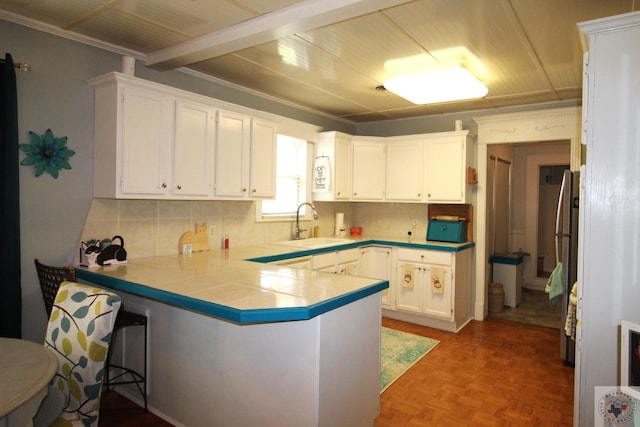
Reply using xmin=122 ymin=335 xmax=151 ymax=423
xmin=295 ymin=202 xmax=318 ymax=240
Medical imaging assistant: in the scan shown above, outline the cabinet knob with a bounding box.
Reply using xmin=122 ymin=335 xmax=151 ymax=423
xmin=162 ymin=182 xmax=167 ymax=188
xmin=337 ymin=192 xmax=341 ymax=196
xmin=252 ymin=188 xmax=256 ymax=193
xmin=242 ymin=188 xmax=247 ymax=192
xmin=353 ymin=192 xmax=357 ymax=196
xmin=418 ymin=193 xmax=421 ymax=197
xmin=177 ymin=184 xmax=182 ymax=190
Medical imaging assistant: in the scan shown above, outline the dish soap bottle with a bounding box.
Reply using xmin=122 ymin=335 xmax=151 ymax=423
xmin=313 ymin=222 xmax=320 ymax=237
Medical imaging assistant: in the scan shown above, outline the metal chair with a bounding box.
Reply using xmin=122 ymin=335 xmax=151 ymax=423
xmin=34 ymin=259 xmax=148 ymax=411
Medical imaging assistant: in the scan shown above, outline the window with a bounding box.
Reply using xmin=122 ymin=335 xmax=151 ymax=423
xmin=256 ymin=135 xmax=311 ymax=221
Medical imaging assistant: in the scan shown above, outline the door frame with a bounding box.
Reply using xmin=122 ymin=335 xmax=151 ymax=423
xmin=473 ymin=106 xmax=581 ymax=320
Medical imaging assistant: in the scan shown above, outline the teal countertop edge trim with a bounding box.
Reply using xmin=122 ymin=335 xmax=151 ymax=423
xmin=75 ymin=268 xmax=389 ymax=324
xmin=250 ymin=239 xmax=475 ymax=263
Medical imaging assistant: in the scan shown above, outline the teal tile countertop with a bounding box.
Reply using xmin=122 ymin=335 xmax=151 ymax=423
xmin=76 ymin=236 xmax=474 ymax=324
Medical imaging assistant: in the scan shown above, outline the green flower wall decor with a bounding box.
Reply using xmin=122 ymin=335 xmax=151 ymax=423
xmin=19 ymin=129 xmax=75 ymax=178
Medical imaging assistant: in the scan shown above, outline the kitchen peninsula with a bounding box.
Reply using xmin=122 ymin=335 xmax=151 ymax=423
xmin=76 ymin=237 xmax=472 ymax=426
xmin=76 ymin=243 xmax=387 ymax=427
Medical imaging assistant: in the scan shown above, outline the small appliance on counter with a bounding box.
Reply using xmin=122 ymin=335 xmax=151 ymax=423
xmin=427 ymin=215 xmax=468 ymax=243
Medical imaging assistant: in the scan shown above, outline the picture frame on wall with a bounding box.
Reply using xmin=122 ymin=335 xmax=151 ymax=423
xmin=620 ymin=320 xmax=640 ymax=391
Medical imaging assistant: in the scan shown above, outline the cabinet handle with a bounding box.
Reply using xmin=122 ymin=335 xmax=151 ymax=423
xmin=162 ymin=182 xmax=167 ymax=188
xmin=177 ymin=184 xmax=182 ymax=190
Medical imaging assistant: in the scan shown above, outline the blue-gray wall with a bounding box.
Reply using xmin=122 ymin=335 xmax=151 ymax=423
xmin=1 ymin=19 xmax=352 ymax=341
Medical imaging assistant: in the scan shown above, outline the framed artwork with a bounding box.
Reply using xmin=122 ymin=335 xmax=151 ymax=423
xmin=621 ymin=320 xmax=640 ymax=388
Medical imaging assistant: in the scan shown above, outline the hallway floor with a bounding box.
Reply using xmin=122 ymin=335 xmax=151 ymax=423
xmin=488 ymin=287 xmax=562 ymax=329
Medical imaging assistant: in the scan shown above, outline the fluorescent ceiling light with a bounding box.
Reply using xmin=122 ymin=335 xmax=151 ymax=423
xmin=383 ymin=66 xmax=488 ymax=104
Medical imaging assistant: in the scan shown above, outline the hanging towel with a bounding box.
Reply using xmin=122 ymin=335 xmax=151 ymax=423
xmin=431 ymin=266 xmax=445 ymax=294
xmin=401 ymin=263 xmax=414 ymax=288
xmin=544 ymin=262 xmax=565 ymax=310
xmin=313 ymin=156 xmax=330 ymax=192
xmin=565 ymin=281 xmax=578 ymax=340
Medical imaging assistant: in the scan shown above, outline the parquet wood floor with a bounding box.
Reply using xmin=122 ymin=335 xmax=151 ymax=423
xmin=376 ymin=317 xmax=574 ymax=427
xmin=98 ymin=317 xmax=574 ymax=426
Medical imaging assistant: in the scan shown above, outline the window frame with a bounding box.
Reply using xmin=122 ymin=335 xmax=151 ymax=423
xmin=255 ymin=137 xmax=314 ymax=223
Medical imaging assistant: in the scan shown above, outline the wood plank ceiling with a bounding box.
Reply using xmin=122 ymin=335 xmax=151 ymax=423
xmin=1 ymin=0 xmax=637 ymax=123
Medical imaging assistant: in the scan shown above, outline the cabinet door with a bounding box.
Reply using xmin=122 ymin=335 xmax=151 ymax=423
xmin=352 ymin=141 xmax=385 ymax=200
xmin=215 ymin=110 xmax=250 ymax=197
xmin=426 ymin=136 xmax=465 ymax=202
xmin=334 ymin=137 xmax=352 ymax=199
xmin=174 ymin=100 xmax=215 ymax=197
xmin=360 ymin=246 xmax=393 ymax=308
xmin=120 ymin=87 xmax=173 ymax=196
xmin=423 ymin=265 xmax=453 ymax=319
xmin=395 ymin=263 xmax=423 ymax=313
xmin=312 ymin=252 xmax=336 ymax=271
xmin=249 ymin=119 xmax=276 ymax=198
xmin=386 ymin=140 xmax=423 ymax=201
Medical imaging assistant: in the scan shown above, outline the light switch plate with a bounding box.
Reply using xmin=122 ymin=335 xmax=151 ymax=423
xmin=208 ymin=225 xmax=216 ymax=238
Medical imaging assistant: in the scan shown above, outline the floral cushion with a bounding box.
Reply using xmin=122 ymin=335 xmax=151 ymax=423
xmin=43 ymin=281 xmax=121 ymax=427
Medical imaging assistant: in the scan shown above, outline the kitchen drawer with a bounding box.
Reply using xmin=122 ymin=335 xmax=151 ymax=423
xmin=396 ymin=248 xmax=452 ymax=266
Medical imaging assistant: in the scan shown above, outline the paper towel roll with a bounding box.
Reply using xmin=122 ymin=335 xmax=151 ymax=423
xmin=335 ymin=213 xmax=344 ymax=236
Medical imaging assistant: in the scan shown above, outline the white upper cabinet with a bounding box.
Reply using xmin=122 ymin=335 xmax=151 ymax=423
xmin=214 ymin=110 xmax=251 ymax=198
xmin=425 ymin=131 xmax=474 ymax=204
xmin=385 ymin=138 xmax=423 ymax=201
xmin=249 ymin=119 xmax=277 ymax=198
xmin=352 ymin=139 xmax=385 ymax=200
xmin=90 ymin=72 xmax=277 ymax=200
xmin=214 ymin=111 xmax=276 ymax=199
xmin=173 ymin=100 xmax=215 ymax=197
xmin=118 ymin=86 xmax=173 ymax=197
xmin=313 ymin=132 xmax=352 ymax=201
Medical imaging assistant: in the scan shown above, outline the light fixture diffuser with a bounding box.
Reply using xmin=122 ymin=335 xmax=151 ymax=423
xmin=383 ymin=66 xmax=488 ymax=104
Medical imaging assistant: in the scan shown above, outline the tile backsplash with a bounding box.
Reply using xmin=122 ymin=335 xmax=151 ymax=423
xmin=80 ymin=198 xmax=430 ymax=260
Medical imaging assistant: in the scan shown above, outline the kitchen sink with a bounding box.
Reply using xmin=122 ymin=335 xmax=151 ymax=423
xmin=274 ymin=237 xmax=354 ymax=249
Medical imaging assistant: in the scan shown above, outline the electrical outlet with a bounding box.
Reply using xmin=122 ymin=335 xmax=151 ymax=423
xmin=209 ymin=225 xmax=216 ymax=238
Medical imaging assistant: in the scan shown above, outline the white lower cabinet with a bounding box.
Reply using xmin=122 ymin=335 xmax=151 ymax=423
xmin=386 ymin=247 xmax=472 ymax=332
xmin=312 ymin=248 xmax=360 ymax=274
xmin=270 ymin=256 xmax=312 ymax=269
xmin=273 ymin=244 xmax=472 ymax=332
xmin=359 ymin=246 xmax=393 ymax=308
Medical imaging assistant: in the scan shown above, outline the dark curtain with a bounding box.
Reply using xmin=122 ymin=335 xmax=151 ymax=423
xmin=0 ymin=53 xmax=22 ymax=338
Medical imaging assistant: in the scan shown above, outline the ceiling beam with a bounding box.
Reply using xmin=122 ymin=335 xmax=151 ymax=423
xmin=145 ymin=0 xmax=413 ymax=70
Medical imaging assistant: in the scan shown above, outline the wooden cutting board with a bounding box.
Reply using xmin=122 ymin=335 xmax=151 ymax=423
xmin=178 ymin=223 xmax=210 ymax=253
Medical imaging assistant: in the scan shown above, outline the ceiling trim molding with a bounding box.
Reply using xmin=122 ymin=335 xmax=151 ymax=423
xmin=0 ymin=10 xmax=143 ymax=59
xmin=145 ymin=0 xmax=413 ymax=70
